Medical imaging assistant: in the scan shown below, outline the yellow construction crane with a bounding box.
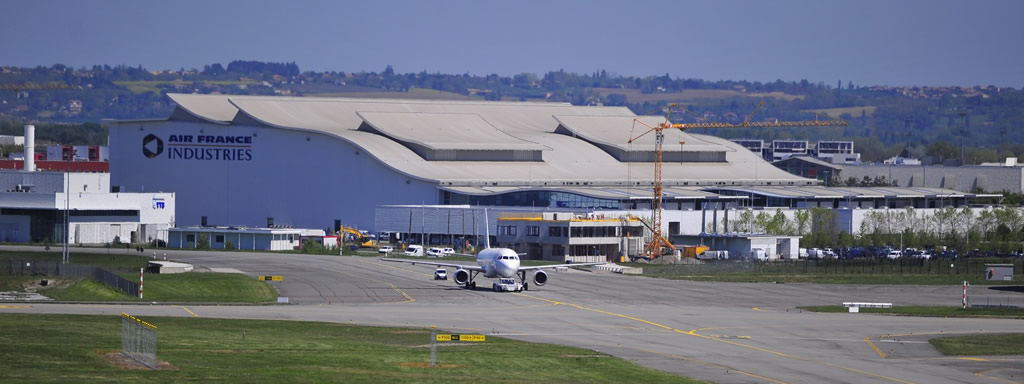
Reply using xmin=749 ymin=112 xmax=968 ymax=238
xmin=628 ymin=101 xmax=847 ymax=260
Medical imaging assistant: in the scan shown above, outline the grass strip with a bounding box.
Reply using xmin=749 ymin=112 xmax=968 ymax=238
xmin=929 ymin=333 xmax=1024 ymax=355
xmin=0 ymin=313 xmax=703 ymax=383
xmin=800 ymin=305 xmax=1024 ymax=318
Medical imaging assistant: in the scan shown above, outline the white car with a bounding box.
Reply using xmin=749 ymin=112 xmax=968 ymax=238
xmin=492 ymin=278 xmax=523 ymax=292
xmin=433 ymin=268 xmax=447 ymax=280
xmin=886 ymin=250 xmax=903 ymax=259
xmin=377 ymin=246 xmax=394 ymax=255
xmin=441 ymin=247 xmax=455 ymax=256
xmin=426 ymin=248 xmax=444 ymax=257
xmin=916 ymin=251 xmax=932 ymax=260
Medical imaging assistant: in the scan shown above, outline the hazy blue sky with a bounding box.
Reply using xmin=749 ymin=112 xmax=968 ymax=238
xmin=3 ymin=0 xmax=1022 ymax=87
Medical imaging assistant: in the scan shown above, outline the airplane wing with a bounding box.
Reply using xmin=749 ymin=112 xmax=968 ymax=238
xmin=518 ymin=262 xmax=607 ymax=271
xmin=380 ymin=258 xmax=484 ymax=271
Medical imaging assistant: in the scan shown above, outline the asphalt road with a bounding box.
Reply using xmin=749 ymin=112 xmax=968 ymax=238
xmin=3 ymin=246 xmax=1023 ymax=383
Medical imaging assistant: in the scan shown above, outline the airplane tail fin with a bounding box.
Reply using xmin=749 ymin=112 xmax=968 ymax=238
xmin=484 ymin=208 xmax=491 ymax=249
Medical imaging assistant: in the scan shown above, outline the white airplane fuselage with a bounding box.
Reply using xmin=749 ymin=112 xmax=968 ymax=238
xmin=476 ymin=247 xmax=520 ymax=278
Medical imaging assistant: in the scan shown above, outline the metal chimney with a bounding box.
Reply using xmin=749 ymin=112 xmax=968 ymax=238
xmin=23 ymin=125 xmax=34 ymax=172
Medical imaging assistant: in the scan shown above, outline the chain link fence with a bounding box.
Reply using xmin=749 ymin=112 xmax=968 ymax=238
xmin=121 ymin=313 xmax=158 ymax=369
xmin=5 ymin=259 xmax=139 ymax=297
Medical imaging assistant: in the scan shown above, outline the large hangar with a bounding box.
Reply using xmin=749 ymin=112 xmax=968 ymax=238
xmin=107 ymin=94 xmax=814 ymax=231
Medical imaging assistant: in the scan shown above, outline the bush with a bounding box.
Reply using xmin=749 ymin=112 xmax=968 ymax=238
xmin=197 ymin=233 xmax=211 ymax=249
xmin=225 ymin=240 xmax=236 ymax=250
xmin=301 ymin=239 xmax=326 ymax=254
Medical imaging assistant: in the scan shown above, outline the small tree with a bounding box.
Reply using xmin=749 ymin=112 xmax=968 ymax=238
xmin=225 ymin=240 xmax=236 ymax=250
xmin=197 ymin=233 xmax=211 ymax=249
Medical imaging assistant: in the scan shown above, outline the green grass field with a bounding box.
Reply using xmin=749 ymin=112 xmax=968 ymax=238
xmin=591 ymin=88 xmax=802 ymax=103
xmin=638 ymin=258 xmax=1024 ymax=285
xmin=114 ymin=80 xmax=258 ymax=94
xmin=800 ymin=306 xmax=1024 ymax=318
xmin=929 ymin=333 xmax=1024 ymax=355
xmin=1 ymin=251 xmax=277 ymax=303
xmin=803 ymin=106 xmax=877 ymax=118
xmin=0 ymin=313 xmax=702 ymax=383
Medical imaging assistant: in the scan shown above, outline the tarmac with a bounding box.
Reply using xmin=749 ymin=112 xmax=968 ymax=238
xmin=3 ymin=245 xmax=1023 ymax=383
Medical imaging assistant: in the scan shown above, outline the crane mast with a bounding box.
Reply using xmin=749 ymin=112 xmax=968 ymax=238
xmin=629 ymin=101 xmax=847 ymax=260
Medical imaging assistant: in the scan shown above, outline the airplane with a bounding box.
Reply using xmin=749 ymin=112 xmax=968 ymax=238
xmin=380 ymin=209 xmax=606 ymax=291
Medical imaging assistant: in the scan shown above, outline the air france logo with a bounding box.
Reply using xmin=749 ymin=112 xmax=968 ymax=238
xmin=142 ymin=134 xmax=164 ymax=158
xmin=143 ymin=134 xmax=255 ymax=161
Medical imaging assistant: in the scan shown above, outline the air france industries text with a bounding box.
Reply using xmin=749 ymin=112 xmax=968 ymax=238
xmin=168 ymin=147 xmax=253 ymax=161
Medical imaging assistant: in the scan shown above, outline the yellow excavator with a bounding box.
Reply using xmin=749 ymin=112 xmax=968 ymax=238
xmin=340 ymin=226 xmax=377 ymax=248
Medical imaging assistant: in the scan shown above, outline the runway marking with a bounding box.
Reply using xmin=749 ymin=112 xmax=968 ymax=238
xmin=0 ymin=305 xmax=31 ymax=309
xmin=865 ymin=337 xmax=887 ymax=358
xmin=975 ymin=368 xmax=1020 ymax=384
xmin=521 ymin=293 xmax=914 ymax=384
xmin=182 ymin=307 xmax=198 ymax=317
xmin=960 ymin=357 xmax=988 ymax=362
xmin=752 ymin=307 xmax=764 ymax=311
xmin=634 ymin=347 xmax=789 ymax=384
xmin=386 ymin=282 xmax=415 ymax=303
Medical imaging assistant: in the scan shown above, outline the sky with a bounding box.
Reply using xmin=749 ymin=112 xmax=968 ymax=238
xmin=2 ymin=0 xmax=1023 ymax=87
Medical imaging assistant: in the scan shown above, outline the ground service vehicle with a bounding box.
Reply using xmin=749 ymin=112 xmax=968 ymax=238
xmin=405 ymin=245 xmax=424 ymax=256
xmin=434 ymin=268 xmax=447 ymax=280
xmin=492 ymin=278 xmax=523 ymax=292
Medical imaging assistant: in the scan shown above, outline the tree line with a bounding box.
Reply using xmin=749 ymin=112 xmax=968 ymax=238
xmin=1 ymin=61 xmax=1021 ymax=162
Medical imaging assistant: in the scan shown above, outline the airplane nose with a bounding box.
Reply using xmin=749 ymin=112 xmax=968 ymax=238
xmin=498 ymin=261 xmax=514 ymax=277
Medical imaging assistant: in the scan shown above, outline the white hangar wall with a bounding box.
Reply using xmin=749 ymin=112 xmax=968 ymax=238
xmin=109 ymin=120 xmax=439 ymax=230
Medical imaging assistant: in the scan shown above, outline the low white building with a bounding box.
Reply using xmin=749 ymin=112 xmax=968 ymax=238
xmin=167 ymin=226 xmax=325 ymax=251
xmin=0 ymin=170 xmax=174 ymax=244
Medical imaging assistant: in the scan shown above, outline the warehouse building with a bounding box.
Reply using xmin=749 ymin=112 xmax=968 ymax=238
xmin=108 ymin=94 xmax=816 ymax=232
xmin=106 ymin=94 xmax=993 ymax=260
xmin=0 ymin=170 xmax=173 ymax=244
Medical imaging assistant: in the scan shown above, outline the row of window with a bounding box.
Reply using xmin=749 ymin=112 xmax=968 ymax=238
xmin=182 ymin=233 xmax=297 ymax=242
xmin=500 ymin=225 xmax=643 ymax=238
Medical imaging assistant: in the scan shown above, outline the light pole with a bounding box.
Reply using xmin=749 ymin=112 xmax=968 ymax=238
xmin=63 ymin=149 xmax=70 ymax=264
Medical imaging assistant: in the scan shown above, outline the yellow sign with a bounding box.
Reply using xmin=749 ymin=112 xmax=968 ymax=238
xmin=258 ymin=276 xmax=283 ymax=281
xmin=436 ymin=334 xmax=485 ymax=342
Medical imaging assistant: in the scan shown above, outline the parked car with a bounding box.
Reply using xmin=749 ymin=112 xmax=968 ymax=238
xmin=441 ymin=247 xmax=455 ymax=256
xmin=434 ymin=268 xmax=447 ymax=280
xmin=378 ymin=246 xmax=394 ymax=255
xmin=915 ymin=250 xmax=932 ymax=260
xmin=886 ymin=250 xmax=903 ymax=259
xmin=426 ymin=247 xmax=444 ymax=257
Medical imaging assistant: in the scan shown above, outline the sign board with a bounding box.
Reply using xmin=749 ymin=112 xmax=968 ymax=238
xmin=258 ymin=276 xmax=283 ymax=281
xmin=436 ymin=334 xmax=485 ymax=342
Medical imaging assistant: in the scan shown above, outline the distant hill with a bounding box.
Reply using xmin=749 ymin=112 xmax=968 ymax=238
xmin=1 ymin=62 xmax=1021 ymax=162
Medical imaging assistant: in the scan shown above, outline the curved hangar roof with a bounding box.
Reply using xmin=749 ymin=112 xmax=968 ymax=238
xmin=164 ymin=93 xmax=811 ymax=188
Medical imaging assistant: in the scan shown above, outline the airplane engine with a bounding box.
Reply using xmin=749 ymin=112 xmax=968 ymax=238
xmin=453 ymin=269 xmax=470 ymax=285
xmin=532 ymin=270 xmax=548 ymax=286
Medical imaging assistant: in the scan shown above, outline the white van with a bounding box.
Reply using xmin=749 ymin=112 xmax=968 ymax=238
xmin=426 ymin=247 xmax=444 ymax=257
xmin=404 ymin=245 xmax=424 ymax=257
